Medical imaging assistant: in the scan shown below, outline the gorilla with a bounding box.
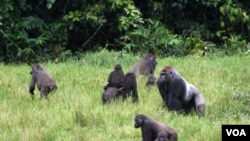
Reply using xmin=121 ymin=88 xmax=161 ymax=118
xmin=102 ymin=87 xmax=123 ymax=104
xmin=155 ymin=131 xmax=169 ymax=141
xmin=129 ymin=53 xmax=157 ymax=76
xmin=157 ymin=66 xmax=205 ymax=116
xmin=146 ymin=74 xmax=156 ymax=87
xmin=134 ymin=114 xmax=178 ymax=141
xmin=124 ymin=72 xmax=139 ymax=102
xmin=104 ymin=64 xmax=125 ymax=90
xmin=29 ymin=64 xmax=57 ymax=99
xmin=102 ymin=66 xmax=138 ymax=104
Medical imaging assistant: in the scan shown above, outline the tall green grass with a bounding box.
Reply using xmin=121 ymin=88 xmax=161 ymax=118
xmin=0 ymin=51 xmax=249 ymax=141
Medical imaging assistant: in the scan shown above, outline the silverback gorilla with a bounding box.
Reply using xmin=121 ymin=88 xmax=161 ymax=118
xmin=134 ymin=114 xmax=178 ymax=141
xmin=29 ymin=64 xmax=57 ymax=99
xmin=129 ymin=53 xmax=157 ymax=76
xmin=157 ymin=66 xmax=205 ymax=116
xmin=104 ymin=64 xmax=125 ymax=90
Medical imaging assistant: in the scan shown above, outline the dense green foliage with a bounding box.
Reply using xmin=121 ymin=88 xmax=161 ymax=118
xmin=0 ymin=0 xmax=250 ymax=63
xmin=0 ymin=52 xmax=249 ymax=141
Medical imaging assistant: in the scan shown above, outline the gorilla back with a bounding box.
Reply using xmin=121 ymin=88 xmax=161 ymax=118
xmin=124 ymin=72 xmax=139 ymax=102
xmin=129 ymin=53 xmax=157 ymax=76
xmin=102 ymin=87 xmax=123 ymax=104
xmin=29 ymin=64 xmax=57 ymax=99
xmin=104 ymin=64 xmax=125 ymax=89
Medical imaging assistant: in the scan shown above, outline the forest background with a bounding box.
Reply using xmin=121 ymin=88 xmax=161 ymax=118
xmin=1 ymin=1 xmax=250 ymax=141
xmin=0 ymin=0 xmax=250 ymax=63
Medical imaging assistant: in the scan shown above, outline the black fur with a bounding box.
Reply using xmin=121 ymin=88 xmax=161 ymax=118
xmin=157 ymin=66 xmax=205 ymax=116
xmin=102 ymin=87 xmax=123 ymax=104
xmin=104 ymin=64 xmax=125 ymax=90
xmin=146 ymin=74 xmax=156 ymax=87
xmin=134 ymin=114 xmax=177 ymax=141
xmin=124 ymin=72 xmax=139 ymax=102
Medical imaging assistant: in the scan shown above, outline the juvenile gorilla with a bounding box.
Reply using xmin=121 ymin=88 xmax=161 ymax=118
xmin=146 ymin=74 xmax=156 ymax=88
xmin=104 ymin=64 xmax=125 ymax=90
xmin=155 ymin=132 xmax=169 ymax=141
xmin=102 ymin=87 xmax=123 ymax=104
xmin=124 ymin=72 xmax=139 ymax=102
xmin=29 ymin=64 xmax=57 ymax=99
xmin=157 ymin=66 xmax=205 ymax=116
xmin=129 ymin=53 xmax=157 ymax=76
xmin=134 ymin=114 xmax=178 ymax=141
xmin=102 ymin=65 xmax=138 ymax=104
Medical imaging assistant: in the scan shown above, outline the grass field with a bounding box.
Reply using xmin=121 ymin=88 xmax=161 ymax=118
xmin=0 ymin=51 xmax=249 ymax=141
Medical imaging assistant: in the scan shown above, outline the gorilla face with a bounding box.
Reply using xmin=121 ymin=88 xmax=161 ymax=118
xmin=145 ymin=53 xmax=157 ymax=71
xmin=158 ymin=72 xmax=172 ymax=84
xmin=146 ymin=74 xmax=156 ymax=87
xmin=144 ymin=53 xmax=156 ymax=61
xmin=158 ymin=65 xmax=175 ymax=84
xmin=134 ymin=116 xmax=143 ymax=128
xmin=30 ymin=65 xmax=36 ymax=74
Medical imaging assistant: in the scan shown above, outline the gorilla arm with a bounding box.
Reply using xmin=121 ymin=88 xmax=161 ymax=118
xmin=189 ymin=84 xmax=206 ymax=116
xmin=156 ymin=73 xmax=169 ymax=104
xmin=29 ymin=74 xmax=37 ymax=95
xmin=167 ymin=76 xmax=186 ymax=111
xmin=134 ymin=114 xmax=155 ymax=141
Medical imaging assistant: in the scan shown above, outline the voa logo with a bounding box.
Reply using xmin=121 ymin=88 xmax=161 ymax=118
xmin=226 ymin=129 xmax=246 ymax=136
